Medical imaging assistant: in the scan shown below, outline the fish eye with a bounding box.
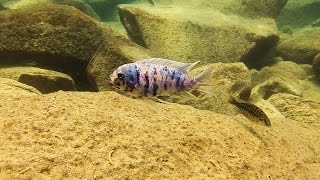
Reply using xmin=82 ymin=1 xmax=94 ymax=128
xmin=118 ymin=73 xmax=125 ymax=80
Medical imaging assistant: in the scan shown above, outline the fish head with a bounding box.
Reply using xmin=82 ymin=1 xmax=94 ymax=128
xmin=109 ymin=64 xmax=129 ymax=91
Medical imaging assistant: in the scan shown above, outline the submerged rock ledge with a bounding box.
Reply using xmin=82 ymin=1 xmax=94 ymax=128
xmin=0 ymin=91 xmax=319 ymax=179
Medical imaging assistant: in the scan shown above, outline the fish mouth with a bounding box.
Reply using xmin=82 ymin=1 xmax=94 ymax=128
xmin=108 ymin=80 xmax=121 ymax=89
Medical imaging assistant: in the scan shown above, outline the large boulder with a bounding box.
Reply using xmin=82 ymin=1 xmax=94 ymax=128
xmin=250 ymin=61 xmax=307 ymax=101
xmin=0 ymin=66 xmax=75 ymax=93
xmin=0 ymin=77 xmax=41 ymax=96
xmin=269 ymin=93 xmax=320 ymax=128
xmin=0 ymin=4 xmax=103 ymax=64
xmin=171 ymin=0 xmax=288 ymax=19
xmin=2 ymin=0 xmax=101 ymax=20
xmin=313 ymin=53 xmax=320 ymax=76
xmin=0 ymin=91 xmax=319 ymax=179
xmin=0 ymin=4 xmax=150 ymax=90
xmin=276 ymin=29 xmax=320 ymax=64
xmin=119 ymin=4 xmax=279 ymax=64
xmin=277 ymin=0 xmax=320 ymax=29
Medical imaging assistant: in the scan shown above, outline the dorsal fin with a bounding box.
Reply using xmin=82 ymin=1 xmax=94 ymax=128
xmin=135 ymin=58 xmax=200 ymax=73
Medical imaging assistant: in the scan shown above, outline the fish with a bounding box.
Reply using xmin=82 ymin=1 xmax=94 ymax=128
xmin=109 ymin=58 xmax=213 ymax=97
xmin=231 ymin=96 xmax=271 ymax=126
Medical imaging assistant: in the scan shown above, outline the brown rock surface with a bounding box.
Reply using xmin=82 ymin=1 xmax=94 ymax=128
xmin=313 ymin=53 xmax=320 ymax=75
xmin=0 ymin=4 xmax=103 ymax=66
xmin=269 ymin=93 xmax=320 ymax=128
xmin=0 ymin=77 xmax=41 ymax=96
xmin=0 ymin=66 xmax=75 ymax=93
xmin=0 ymin=91 xmax=319 ymax=179
xmin=118 ymin=4 xmax=279 ymax=64
xmin=276 ymin=29 xmax=320 ymax=64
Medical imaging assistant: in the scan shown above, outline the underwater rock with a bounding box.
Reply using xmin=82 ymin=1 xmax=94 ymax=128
xmin=250 ymin=61 xmax=307 ymax=101
xmin=0 ymin=4 xmax=104 ymax=63
xmin=118 ymin=4 xmax=279 ymax=64
xmin=3 ymin=0 xmax=101 ymax=20
xmin=0 ymin=91 xmax=319 ymax=179
xmin=277 ymin=0 xmax=320 ymax=29
xmin=251 ymin=77 xmax=302 ymax=102
xmin=0 ymin=66 xmax=75 ymax=93
xmin=0 ymin=77 xmax=41 ymax=96
xmin=313 ymin=53 xmax=320 ymax=76
xmin=276 ymin=29 xmax=320 ymax=64
xmin=269 ymin=93 xmax=320 ymax=128
xmin=167 ymin=0 xmax=288 ymax=19
xmin=86 ymin=25 xmax=151 ymax=91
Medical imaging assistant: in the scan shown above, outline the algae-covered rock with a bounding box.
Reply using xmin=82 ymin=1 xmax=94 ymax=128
xmin=1 ymin=91 xmax=319 ymax=179
xmin=269 ymin=93 xmax=320 ymax=128
xmin=2 ymin=0 xmax=101 ymax=21
xmin=86 ymin=25 xmax=151 ymax=91
xmin=0 ymin=4 xmax=149 ymax=90
xmin=276 ymin=29 xmax=320 ymax=64
xmin=0 ymin=66 xmax=75 ymax=93
xmin=277 ymin=0 xmax=320 ymax=29
xmin=119 ymin=4 xmax=279 ymax=64
xmin=251 ymin=61 xmax=306 ymax=101
xmin=0 ymin=77 xmax=41 ymax=96
xmin=0 ymin=4 xmax=104 ymax=64
xmin=171 ymin=0 xmax=288 ymax=19
xmin=313 ymin=53 xmax=320 ymax=76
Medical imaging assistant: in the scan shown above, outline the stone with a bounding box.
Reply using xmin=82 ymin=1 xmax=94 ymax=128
xmin=0 ymin=77 xmax=41 ymax=96
xmin=0 ymin=91 xmax=319 ymax=178
xmin=277 ymin=0 xmax=320 ymax=29
xmin=299 ymin=64 xmax=314 ymax=77
xmin=0 ymin=4 xmax=146 ymax=90
xmin=276 ymin=29 xmax=320 ymax=64
xmin=119 ymin=4 xmax=279 ymax=64
xmin=167 ymin=0 xmax=288 ymax=19
xmin=86 ymin=25 xmax=151 ymax=91
xmin=251 ymin=77 xmax=302 ymax=101
xmin=313 ymin=53 xmax=320 ymax=76
xmin=269 ymin=93 xmax=320 ymax=128
xmin=250 ymin=61 xmax=307 ymax=101
xmin=0 ymin=4 xmax=104 ymax=65
xmin=0 ymin=66 xmax=75 ymax=93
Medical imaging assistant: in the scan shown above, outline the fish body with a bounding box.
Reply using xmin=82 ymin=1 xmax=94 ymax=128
xmin=231 ymin=97 xmax=271 ymax=126
xmin=109 ymin=58 xmax=212 ymax=97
